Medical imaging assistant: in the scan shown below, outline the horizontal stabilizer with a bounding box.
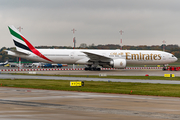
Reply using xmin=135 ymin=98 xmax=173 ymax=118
xmin=5 ymin=50 xmax=29 ymax=56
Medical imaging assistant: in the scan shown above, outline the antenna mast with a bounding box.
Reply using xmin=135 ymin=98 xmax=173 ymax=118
xmin=119 ymin=30 xmax=124 ymax=50
xmin=162 ymin=40 xmax=166 ymax=51
xmin=71 ymin=28 xmax=76 ymax=49
xmin=17 ymin=26 xmax=23 ymax=32
xmin=17 ymin=26 xmax=23 ymax=69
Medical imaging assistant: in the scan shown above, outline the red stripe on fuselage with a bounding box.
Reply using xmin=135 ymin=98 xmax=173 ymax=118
xmin=20 ymin=35 xmax=53 ymax=62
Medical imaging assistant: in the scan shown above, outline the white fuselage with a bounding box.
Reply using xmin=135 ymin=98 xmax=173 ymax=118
xmin=7 ymin=25 xmax=178 ymax=69
xmin=8 ymin=49 xmax=177 ymax=66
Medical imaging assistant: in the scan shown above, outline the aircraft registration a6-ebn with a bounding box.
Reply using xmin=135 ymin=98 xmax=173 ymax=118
xmin=6 ymin=25 xmax=177 ymax=71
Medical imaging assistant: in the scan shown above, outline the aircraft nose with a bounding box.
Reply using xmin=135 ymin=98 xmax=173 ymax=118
xmin=175 ymin=57 xmax=178 ymax=61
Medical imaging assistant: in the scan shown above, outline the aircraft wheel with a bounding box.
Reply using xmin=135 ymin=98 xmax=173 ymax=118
xmin=85 ymin=67 xmax=89 ymax=71
xmin=93 ymin=67 xmax=97 ymax=71
xmin=96 ymin=68 xmax=101 ymax=71
xmin=85 ymin=67 xmax=101 ymax=71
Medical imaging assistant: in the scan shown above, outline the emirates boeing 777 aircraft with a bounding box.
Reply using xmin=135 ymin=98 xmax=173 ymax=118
xmin=6 ymin=25 xmax=177 ymax=71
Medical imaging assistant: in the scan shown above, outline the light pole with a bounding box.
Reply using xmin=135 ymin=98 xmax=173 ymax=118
xmin=119 ymin=30 xmax=124 ymax=50
xmin=71 ymin=28 xmax=76 ymax=49
xmin=17 ymin=26 xmax=23 ymax=69
xmin=162 ymin=40 xmax=166 ymax=51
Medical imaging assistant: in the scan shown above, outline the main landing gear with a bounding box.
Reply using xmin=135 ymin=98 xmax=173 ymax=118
xmin=84 ymin=66 xmax=101 ymax=71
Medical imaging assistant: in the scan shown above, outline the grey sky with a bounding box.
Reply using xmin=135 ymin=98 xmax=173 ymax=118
xmin=1 ymin=0 xmax=180 ymax=48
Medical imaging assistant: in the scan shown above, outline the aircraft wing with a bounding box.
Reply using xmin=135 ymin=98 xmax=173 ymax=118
xmin=82 ymin=51 xmax=111 ymax=62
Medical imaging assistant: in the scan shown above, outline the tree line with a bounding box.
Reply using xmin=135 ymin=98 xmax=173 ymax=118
xmin=0 ymin=44 xmax=180 ymax=62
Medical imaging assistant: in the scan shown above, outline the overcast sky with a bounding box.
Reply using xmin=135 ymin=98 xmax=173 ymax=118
xmin=1 ymin=0 xmax=180 ymax=48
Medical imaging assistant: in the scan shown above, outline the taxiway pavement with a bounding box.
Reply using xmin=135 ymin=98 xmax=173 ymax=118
xmin=39 ymin=69 xmax=180 ymax=76
xmin=0 ymin=69 xmax=180 ymax=119
xmin=0 ymin=87 xmax=180 ymax=120
xmin=2 ymin=69 xmax=179 ymax=76
xmin=0 ymin=74 xmax=180 ymax=84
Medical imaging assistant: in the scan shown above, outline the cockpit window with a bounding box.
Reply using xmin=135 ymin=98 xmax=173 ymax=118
xmin=172 ymin=55 xmax=175 ymax=57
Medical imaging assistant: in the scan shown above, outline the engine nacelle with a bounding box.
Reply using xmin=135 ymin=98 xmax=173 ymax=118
xmin=110 ymin=59 xmax=126 ymax=69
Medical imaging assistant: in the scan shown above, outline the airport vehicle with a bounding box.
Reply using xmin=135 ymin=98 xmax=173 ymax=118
xmin=163 ymin=66 xmax=180 ymax=71
xmin=4 ymin=63 xmax=10 ymax=67
xmin=51 ymin=64 xmax=68 ymax=68
xmin=0 ymin=60 xmax=8 ymax=66
xmin=24 ymin=63 xmax=32 ymax=68
xmin=6 ymin=25 xmax=178 ymax=71
xmin=4 ymin=62 xmax=18 ymax=67
xmin=31 ymin=62 xmax=42 ymax=68
xmin=30 ymin=62 xmax=67 ymax=68
xmin=41 ymin=63 xmax=53 ymax=68
xmin=42 ymin=63 xmax=64 ymax=68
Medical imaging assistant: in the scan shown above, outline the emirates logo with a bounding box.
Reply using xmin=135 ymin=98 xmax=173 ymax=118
xmin=120 ymin=62 xmax=123 ymax=66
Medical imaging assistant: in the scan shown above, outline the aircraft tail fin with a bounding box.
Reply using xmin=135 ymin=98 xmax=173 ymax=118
xmin=4 ymin=60 xmax=8 ymax=65
xmin=8 ymin=25 xmax=36 ymax=53
xmin=8 ymin=25 xmax=53 ymax=62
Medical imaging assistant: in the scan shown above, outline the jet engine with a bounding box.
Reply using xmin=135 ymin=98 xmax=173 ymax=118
xmin=110 ymin=59 xmax=126 ymax=69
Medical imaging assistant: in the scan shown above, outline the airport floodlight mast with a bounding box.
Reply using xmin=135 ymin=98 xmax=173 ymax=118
xmin=119 ymin=30 xmax=124 ymax=50
xmin=17 ymin=26 xmax=23 ymax=32
xmin=162 ymin=40 xmax=166 ymax=51
xmin=17 ymin=26 xmax=23 ymax=68
xmin=71 ymin=28 xmax=77 ymax=69
xmin=71 ymin=28 xmax=76 ymax=49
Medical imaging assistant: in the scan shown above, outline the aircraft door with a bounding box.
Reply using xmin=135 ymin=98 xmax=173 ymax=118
xmin=162 ymin=54 xmax=166 ymax=60
xmin=70 ymin=52 xmax=74 ymax=59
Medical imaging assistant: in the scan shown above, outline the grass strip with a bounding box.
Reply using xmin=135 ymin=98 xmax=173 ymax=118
xmin=1 ymin=79 xmax=180 ymax=97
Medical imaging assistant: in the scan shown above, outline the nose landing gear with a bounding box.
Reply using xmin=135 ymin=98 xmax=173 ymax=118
xmin=162 ymin=64 xmax=168 ymax=71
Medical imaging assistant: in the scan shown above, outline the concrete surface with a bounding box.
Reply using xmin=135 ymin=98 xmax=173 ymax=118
xmin=2 ymin=69 xmax=179 ymax=76
xmin=0 ymin=69 xmax=180 ymax=120
xmin=0 ymin=87 xmax=180 ymax=120
xmin=0 ymin=74 xmax=180 ymax=84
